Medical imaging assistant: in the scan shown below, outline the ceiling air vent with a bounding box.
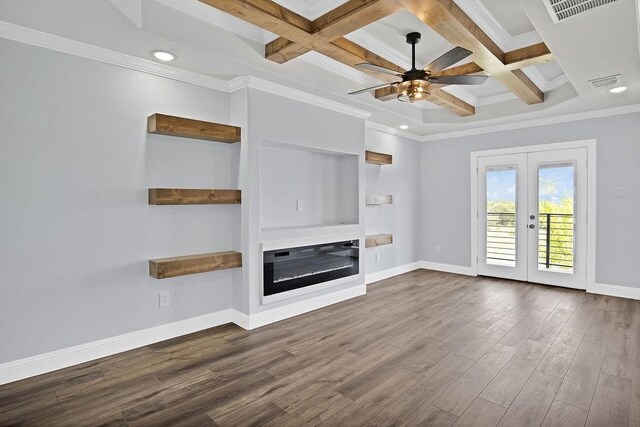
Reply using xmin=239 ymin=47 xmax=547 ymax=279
xmin=588 ymin=74 xmax=621 ymax=89
xmin=544 ymin=0 xmax=618 ymax=23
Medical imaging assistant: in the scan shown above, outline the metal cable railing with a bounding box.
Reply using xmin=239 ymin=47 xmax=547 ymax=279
xmin=486 ymin=212 xmax=574 ymax=269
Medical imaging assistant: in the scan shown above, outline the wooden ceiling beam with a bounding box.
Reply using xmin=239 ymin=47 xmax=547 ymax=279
xmin=200 ymin=0 xmax=401 ymax=81
xmin=199 ymin=0 xmax=313 ymax=39
xmin=428 ymin=88 xmax=475 ymax=116
xmin=433 ymin=62 xmax=485 ymax=77
xmin=374 ymin=86 xmax=474 ymax=116
xmin=374 ymin=85 xmax=399 ymax=101
xmin=397 ymin=0 xmax=544 ymax=104
xmin=312 ymin=0 xmax=403 ymax=42
xmin=504 ymin=42 xmax=554 ymax=70
xmin=200 ymin=0 xmax=475 ymax=116
xmin=428 ymin=43 xmax=553 ymax=77
xmin=266 ymin=0 xmax=402 ymax=63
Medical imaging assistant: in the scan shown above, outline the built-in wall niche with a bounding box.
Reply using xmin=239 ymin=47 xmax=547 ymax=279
xmin=260 ymin=141 xmax=359 ymax=231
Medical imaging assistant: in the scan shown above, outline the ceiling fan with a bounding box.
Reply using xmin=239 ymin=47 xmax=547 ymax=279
xmin=349 ymin=32 xmax=488 ymax=103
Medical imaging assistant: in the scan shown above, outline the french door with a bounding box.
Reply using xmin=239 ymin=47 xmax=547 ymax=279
xmin=477 ymin=148 xmax=587 ymax=289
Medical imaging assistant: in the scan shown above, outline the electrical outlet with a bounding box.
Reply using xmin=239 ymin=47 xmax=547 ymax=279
xmin=297 ymin=200 xmax=304 ymax=211
xmin=435 ymin=246 xmax=441 ymax=255
xmin=617 ymin=186 xmax=627 ymax=198
xmin=159 ymin=291 xmax=170 ymax=308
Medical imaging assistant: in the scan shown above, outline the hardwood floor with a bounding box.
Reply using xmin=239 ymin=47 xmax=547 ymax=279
xmin=1 ymin=269 xmax=639 ymax=426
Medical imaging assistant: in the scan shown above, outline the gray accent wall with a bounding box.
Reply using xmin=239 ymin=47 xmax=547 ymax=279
xmin=0 ymin=39 xmax=237 ymax=363
xmin=420 ymin=112 xmax=640 ymax=288
xmin=365 ymin=128 xmax=422 ymax=275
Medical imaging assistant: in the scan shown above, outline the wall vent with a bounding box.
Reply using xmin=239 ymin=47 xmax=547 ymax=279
xmin=588 ymin=74 xmax=621 ymax=89
xmin=544 ymin=0 xmax=618 ymax=23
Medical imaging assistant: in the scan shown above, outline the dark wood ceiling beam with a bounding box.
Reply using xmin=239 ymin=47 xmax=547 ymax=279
xmin=397 ymin=0 xmax=544 ymax=104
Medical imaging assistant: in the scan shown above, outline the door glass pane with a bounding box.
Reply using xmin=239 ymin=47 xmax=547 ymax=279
xmin=538 ymin=163 xmax=575 ymax=273
xmin=486 ymin=167 xmax=516 ymax=267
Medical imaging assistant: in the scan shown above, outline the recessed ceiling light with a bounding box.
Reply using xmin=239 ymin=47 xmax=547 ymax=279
xmin=152 ymin=51 xmax=175 ymax=62
xmin=608 ymin=86 xmax=627 ymax=93
xmin=399 ymin=124 xmax=409 ymax=130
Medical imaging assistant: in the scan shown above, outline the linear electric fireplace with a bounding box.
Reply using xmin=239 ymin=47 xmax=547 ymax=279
xmin=263 ymin=240 xmax=359 ymax=298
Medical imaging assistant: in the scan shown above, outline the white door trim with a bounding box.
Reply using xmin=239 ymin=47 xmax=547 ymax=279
xmin=470 ymin=139 xmax=597 ymax=292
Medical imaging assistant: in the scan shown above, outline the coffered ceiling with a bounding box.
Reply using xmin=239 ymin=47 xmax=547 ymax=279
xmin=0 ymin=0 xmax=638 ymax=137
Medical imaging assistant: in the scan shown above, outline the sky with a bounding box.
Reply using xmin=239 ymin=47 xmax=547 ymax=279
xmin=487 ymin=165 xmax=575 ymax=203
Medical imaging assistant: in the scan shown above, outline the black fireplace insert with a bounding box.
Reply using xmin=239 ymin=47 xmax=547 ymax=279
xmin=263 ymin=240 xmax=359 ymax=297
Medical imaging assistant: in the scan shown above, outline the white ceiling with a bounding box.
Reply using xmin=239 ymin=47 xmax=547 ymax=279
xmin=479 ymin=0 xmax=535 ymax=36
xmin=0 ymin=0 xmax=638 ymax=137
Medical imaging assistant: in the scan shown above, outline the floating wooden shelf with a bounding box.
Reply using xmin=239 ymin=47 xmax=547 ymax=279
xmin=365 ymin=195 xmax=393 ymax=205
xmin=148 ymin=113 xmax=241 ymax=143
xmin=148 ymin=188 xmax=241 ymax=205
xmin=365 ymin=234 xmax=393 ymax=248
xmin=365 ymin=150 xmax=392 ymax=165
xmin=149 ymin=251 xmax=242 ymax=279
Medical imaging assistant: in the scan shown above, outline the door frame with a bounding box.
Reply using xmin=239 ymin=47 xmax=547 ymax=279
xmin=470 ymin=139 xmax=596 ymax=291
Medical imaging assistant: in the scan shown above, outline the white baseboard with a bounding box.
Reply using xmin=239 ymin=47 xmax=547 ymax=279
xmin=237 ymin=284 xmax=367 ymax=330
xmin=419 ymin=261 xmax=477 ymax=276
xmin=0 ymin=309 xmax=234 ymax=386
xmin=0 ymin=284 xmax=368 ymax=384
xmin=589 ymin=283 xmax=640 ymax=300
xmin=365 ymin=262 xmax=422 ymax=284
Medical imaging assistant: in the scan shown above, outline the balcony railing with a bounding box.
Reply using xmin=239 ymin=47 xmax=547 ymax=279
xmin=486 ymin=212 xmax=574 ymax=270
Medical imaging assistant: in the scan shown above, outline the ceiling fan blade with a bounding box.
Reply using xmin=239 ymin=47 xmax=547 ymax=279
xmin=423 ymin=47 xmax=473 ymax=74
xmin=429 ymin=75 xmax=489 ymax=85
xmin=348 ymin=82 xmax=398 ymax=96
xmin=355 ymin=63 xmax=403 ymax=77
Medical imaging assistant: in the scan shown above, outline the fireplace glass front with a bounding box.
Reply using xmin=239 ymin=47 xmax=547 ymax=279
xmin=263 ymin=240 xmax=359 ymax=297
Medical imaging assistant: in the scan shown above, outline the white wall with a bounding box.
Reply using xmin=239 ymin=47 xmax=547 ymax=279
xmin=0 ymin=39 xmax=239 ymax=363
xmin=365 ymin=128 xmax=422 ymax=275
xmin=241 ymin=89 xmax=366 ymax=314
xmin=420 ymin=112 xmax=640 ymax=288
xmin=260 ymin=144 xmax=358 ymax=229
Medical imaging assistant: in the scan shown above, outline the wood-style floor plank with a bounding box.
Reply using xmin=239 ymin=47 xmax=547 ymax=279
xmin=555 ymin=340 xmax=607 ymax=410
xmin=541 ymin=400 xmax=588 ymax=427
xmin=454 ymin=397 xmax=507 ymax=427
xmin=0 ymin=269 xmax=638 ymax=426
xmin=498 ymin=370 xmax=562 ymax=426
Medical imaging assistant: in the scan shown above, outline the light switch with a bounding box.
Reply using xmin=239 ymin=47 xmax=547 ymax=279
xmin=297 ymin=200 xmax=304 ymax=211
xmin=617 ymin=187 xmax=627 ymax=198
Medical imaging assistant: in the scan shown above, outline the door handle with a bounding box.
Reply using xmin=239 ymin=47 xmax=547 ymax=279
xmin=530 ymin=215 xmax=535 ymax=220
xmin=529 ymin=224 xmax=535 ymax=229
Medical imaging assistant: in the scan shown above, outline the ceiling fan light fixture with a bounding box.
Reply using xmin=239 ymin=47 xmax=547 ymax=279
xmin=397 ymin=80 xmax=430 ymax=103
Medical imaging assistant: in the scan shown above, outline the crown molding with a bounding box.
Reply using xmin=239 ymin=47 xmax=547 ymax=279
xmin=0 ymin=21 xmax=371 ymax=121
xmin=421 ymin=103 xmax=640 ymax=142
xmin=227 ymin=76 xmax=372 ymax=119
xmin=0 ymin=21 xmax=231 ymax=92
xmin=365 ymin=121 xmax=424 ymax=142
xmin=6 ymin=20 xmax=629 ymax=144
